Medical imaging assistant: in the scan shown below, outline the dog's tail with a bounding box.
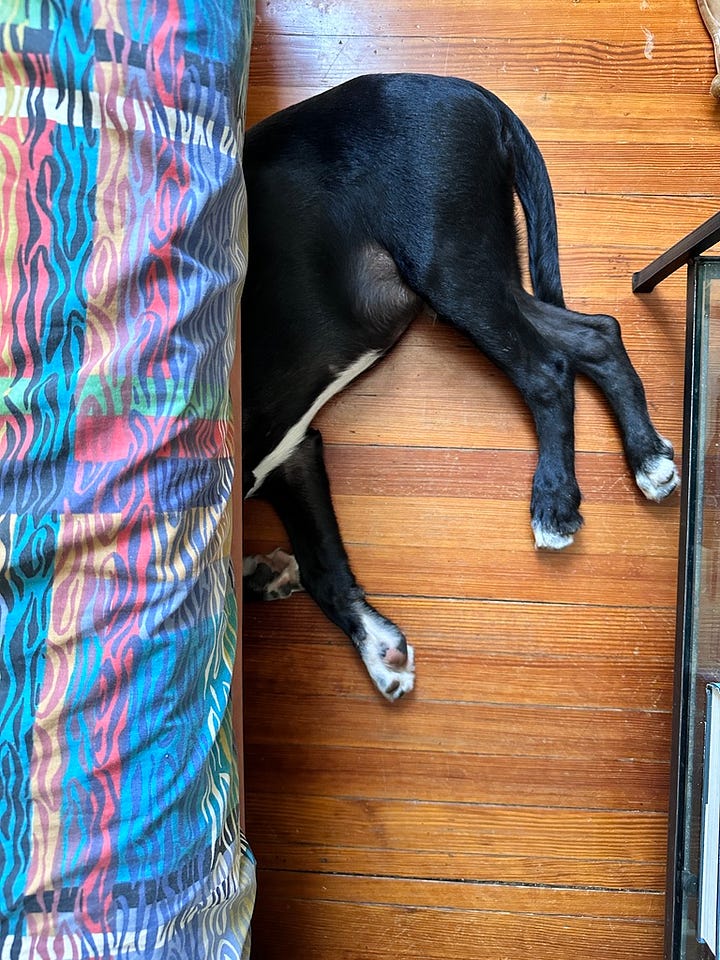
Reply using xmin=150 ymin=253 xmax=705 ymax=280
xmin=485 ymin=91 xmax=566 ymax=309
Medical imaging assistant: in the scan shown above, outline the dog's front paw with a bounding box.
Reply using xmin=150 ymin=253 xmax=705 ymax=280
xmin=353 ymin=603 xmax=415 ymax=701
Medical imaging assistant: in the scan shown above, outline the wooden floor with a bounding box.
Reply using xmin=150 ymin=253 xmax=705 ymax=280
xmin=240 ymin=2 xmax=720 ymax=957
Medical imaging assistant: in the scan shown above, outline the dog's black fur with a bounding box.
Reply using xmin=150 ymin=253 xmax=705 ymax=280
xmin=241 ymin=73 xmax=678 ymax=700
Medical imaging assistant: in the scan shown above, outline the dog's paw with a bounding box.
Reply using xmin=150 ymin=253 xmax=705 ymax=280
xmin=530 ymin=472 xmax=583 ymax=551
xmin=242 ymin=549 xmax=303 ymax=600
xmin=532 ymin=520 xmax=577 ymax=550
xmin=635 ymin=451 xmax=680 ymax=503
xmin=531 ymin=502 xmax=583 ymax=551
xmin=354 ymin=603 xmax=415 ymax=701
xmin=367 ymin=646 xmax=416 ymax=701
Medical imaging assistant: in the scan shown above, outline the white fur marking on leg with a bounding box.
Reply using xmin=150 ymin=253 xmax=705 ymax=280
xmin=355 ymin=604 xmax=415 ymax=701
xmin=532 ymin=520 xmax=574 ymax=550
xmin=245 ymin=350 xmax=382 ymax=498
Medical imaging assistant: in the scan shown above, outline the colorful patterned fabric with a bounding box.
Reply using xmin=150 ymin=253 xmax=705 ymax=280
xmin=0 ymin=2 xmax=256 ymax=957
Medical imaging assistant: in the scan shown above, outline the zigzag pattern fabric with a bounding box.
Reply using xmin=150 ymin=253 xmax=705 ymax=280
xmin=0 ymin=2 xmax=256 ymax=957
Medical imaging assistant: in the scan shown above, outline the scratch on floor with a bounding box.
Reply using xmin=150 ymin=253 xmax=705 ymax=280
xmin=641 ymin=25 xmax=655 ymax=59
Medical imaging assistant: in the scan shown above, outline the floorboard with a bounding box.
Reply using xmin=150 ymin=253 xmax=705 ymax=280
xmin=240 ymin=0 xmax=716 ymax=953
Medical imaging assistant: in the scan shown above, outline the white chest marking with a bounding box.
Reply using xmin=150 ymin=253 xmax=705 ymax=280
xmin=245 ymin=349 xmax=381 ymax=498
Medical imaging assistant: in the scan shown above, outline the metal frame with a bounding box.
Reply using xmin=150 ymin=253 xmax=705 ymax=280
xmin=633 ymin=215 xmax=720 ymax=960
xmin=632 ymin=213 xmax=720 ymax=294
xmin=665 ymin=256 xmax=703 ymax=960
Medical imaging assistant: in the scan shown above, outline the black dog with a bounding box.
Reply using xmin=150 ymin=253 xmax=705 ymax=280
xmin=241 ymin=73 xmax=678 ymax=701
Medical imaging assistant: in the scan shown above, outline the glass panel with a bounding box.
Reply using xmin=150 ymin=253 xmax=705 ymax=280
xmin=676 ymin=257 xmax=720 ymax=960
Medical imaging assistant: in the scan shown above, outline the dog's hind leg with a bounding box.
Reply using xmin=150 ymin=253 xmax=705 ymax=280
xmin=503 ymin=340 xmax=582 ymax=550
xmin=523 ymin=357 xmax=582 ymax=550
xmin=435 ymin=295 xmax=583 ymax=549
xmin=257 ymin=427 xmax=415 ymax=701
xmin=517 ymin=291 xmax=680 ymax=502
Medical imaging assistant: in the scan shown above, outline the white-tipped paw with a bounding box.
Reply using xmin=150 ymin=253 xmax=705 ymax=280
xmin=635 ymin=454 xmax=680 ymax=502
xmin=355 ymin=604 xmax=415 ymax=701
xmin=366 ymin=642 xmax=416 ymax=702
xmin=532 ymin=520 xmax=575 ymax=550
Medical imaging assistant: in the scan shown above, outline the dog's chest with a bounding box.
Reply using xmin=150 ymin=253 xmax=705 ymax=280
xmin=245 ymin=349 xmax=382 ymax=498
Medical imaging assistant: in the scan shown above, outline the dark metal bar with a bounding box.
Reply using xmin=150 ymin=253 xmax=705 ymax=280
xmin=632 ymin=211 xmax=720 ymax=294
xmin=664 ymin=258 xmax=703 ymax=960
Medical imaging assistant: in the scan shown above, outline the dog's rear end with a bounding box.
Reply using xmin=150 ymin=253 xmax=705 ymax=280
xmin=241 ymin=74 xmax=678 ymax=699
